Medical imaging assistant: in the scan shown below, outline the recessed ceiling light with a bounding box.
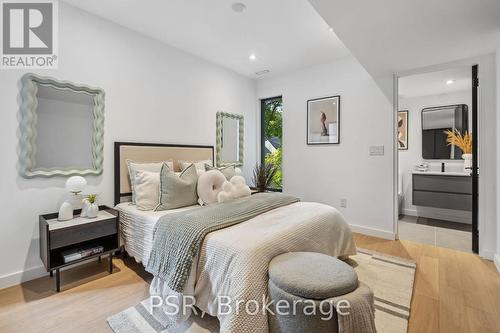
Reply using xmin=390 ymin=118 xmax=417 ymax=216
xmin=446 ymin=79 xmax=454 ymax=85
xmin=231 ymin=2 xmax=247 ymax=13
xmin=328 ymin=27 xmax=334 ymax=32
xmin=249 ymin=53 xmax=257 ymax=61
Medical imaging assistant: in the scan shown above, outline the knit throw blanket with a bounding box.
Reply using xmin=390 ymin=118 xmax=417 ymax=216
xmin=146 ymin=193 xmax=300 ymax=293
xmin=332 ymin=282 xmax=377 ymax=333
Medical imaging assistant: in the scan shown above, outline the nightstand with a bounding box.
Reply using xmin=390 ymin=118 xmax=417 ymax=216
xmin=39 ymin=205 xmax=119 ymax=292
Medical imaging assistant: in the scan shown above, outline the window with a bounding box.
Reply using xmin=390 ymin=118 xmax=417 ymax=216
xmin=261 ymin=96 xmax=283 ymax=190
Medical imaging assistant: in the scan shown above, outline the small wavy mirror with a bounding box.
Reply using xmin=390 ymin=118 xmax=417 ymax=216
xmin=19 ymin=74 xmax=105 ymax=178
xmin=216 ymin=112 xmax=244 ymax=167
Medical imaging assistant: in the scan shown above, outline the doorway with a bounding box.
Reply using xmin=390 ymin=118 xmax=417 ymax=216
xmin=395 ymin=66 xmax=478 ymax=253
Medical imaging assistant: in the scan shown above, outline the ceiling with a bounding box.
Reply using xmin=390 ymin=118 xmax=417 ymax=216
xmin=62 ymin=0 xmax=350 ymax=79
xmin=309 ymin=0 xmax=500 ymax=98
xmin=399 ymin=67 xmax=471 ymax=99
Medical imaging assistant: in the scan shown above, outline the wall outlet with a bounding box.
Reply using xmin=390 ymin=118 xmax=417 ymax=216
xmin=340 ymin=198 xmax=347 ymax=208
xmin=369 ymin=145 xmax=384 ymax=156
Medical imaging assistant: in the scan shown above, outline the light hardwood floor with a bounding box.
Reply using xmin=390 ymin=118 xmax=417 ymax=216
xmin=0 ymin=234 xmax=499 ymax=333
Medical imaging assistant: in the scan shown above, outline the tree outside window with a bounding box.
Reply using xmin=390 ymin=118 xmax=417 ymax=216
xmin=262 ymin=97 xmax=283 ymax=189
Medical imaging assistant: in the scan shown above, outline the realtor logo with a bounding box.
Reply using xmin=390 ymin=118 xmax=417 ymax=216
xmin=1 ymin=0 xmax=58 ymax=69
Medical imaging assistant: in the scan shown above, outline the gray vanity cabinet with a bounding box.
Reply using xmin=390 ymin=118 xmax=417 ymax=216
xmin=412 ymin=174 xmax=472 ymax=211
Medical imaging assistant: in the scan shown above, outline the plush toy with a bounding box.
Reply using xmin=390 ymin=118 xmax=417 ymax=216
xmin=217 ymin=175 xmax=251 ymax=203
xmin=197 ymin=170 xmax=227 ymax=205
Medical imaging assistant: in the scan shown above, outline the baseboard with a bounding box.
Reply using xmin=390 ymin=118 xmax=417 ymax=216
xmin=477 ymin=248 xmax=495 ymax=261
xmin=493 ymin=254 xmax=500 ymax=273
xmin=0 ymin=256 xmax=104 ymax=290
xmin=349 ymin=224 xmax=395 ymax=240
xmin=0 ymin=265 xmax=47 ymax=290
xmin=402 ymin=208 xmax=471 ymax=224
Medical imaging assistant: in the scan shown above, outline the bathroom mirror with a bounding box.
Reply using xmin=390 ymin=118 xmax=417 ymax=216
xmin=216 ymin=112 xmax=244 ymax=166
xmin=19 ymin=74 xmax=105 ymax=178
xmin=421 ymin=104 xmax=468 ymax=160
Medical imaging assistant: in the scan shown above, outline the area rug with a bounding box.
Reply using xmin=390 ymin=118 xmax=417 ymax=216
xmin=350 ymin=248 xmax=416 ymax=333
xmin=107 ymin=249 xmax=416 ymax=333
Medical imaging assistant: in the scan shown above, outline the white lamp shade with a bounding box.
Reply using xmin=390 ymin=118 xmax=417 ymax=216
xmin=66 ymin=176 xmax=87 ymax=193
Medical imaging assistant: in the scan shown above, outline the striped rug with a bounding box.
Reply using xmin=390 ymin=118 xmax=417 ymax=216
xmin=107 ymin=249 xmax=416 ymax=333
xmin=351 ymin=249 xmax=416 ymax=333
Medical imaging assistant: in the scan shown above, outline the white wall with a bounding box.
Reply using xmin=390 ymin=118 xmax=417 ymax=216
xmin=257 ymin=57 xmax=394 ymax=239
xmin=0 ymin=3 xmax=257 ymax=289
xmin=399 ymin=90 xmax=472 ymax=223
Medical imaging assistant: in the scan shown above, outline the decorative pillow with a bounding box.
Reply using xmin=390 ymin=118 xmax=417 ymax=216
xmin=179 ymin=160 xmax=213 ymax=172
xmin=204 ymin=164 xmax=236 ymax=180
xmin=217 ymin=176 xmax=251 ymax=203
xmin=197 ymin=170 xmax=227 ymax=205
xmin=156 ymin=163 xmax=198 ymax=211
xmin=134 ymin=170 xmax=160 ymax=211
xmin=127 ymin=160 xmax=173 ymax=204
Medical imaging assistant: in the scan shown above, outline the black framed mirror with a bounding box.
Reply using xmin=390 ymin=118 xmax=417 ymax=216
xmin=421 ymin=104 xmax=468 ymax=159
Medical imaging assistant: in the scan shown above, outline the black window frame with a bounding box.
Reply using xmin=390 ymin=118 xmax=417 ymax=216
xmin=260 ymin=96 xmax=283 ymax=192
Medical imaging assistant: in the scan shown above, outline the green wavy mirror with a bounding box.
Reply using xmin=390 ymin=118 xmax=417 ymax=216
xmin=19 ymin=74 xmax=105 ymax=178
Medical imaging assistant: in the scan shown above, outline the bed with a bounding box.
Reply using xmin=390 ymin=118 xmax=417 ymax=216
xmin=114 ymin=142 xmax=214 ymax=263
xmin=114 ymin=142 xmax=356 ymax=333
xmin=116 ymin=203 xmax=198 ymax=264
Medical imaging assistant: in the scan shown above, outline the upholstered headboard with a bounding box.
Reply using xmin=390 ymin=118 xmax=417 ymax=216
xmin=114 ymin=142 xmax=214 ymax=205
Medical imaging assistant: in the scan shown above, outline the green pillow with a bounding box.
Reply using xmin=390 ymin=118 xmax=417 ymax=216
xmin=204 ymin=164 xmax=235 ymax=180
xmin=155 ymin=163 xmax=198 ymax=211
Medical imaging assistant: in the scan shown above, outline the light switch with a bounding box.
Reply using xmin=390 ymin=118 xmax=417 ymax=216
xmin=369 ymin=145 xmax=384 ymax=156
xmin=340 ymin=198 xmax=347 ymax=208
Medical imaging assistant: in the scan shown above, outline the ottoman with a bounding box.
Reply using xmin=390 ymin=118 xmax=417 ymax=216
xmin=267 ymin=252 xmax=375 ymax=333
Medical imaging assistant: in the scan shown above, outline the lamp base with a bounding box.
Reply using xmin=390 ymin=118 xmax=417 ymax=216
xmin=58 ymin=201 xmax=74 ymax=221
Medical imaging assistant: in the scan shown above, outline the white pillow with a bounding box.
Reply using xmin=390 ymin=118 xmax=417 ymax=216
xmin=134 ymin=170 xmax=160 ymax=211
xmin=197 ymin=170 xmax=226 ymax=205
xmin=127 ymin=160 xmax=173 ymax=204
xmin=179 ymin=160 xmax=213 ymax=172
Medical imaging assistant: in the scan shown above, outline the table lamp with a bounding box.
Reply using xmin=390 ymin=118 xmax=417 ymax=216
xmin=58 ymin=176 xmax=87 ymax=221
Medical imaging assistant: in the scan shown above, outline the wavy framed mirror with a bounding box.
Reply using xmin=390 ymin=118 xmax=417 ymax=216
xmin=19 ymin=74 xmax=105 ymax=178
xmin=216 ymin=111 xmax=244 ymax=167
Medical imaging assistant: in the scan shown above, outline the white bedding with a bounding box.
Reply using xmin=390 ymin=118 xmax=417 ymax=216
xmin=116 ymin=203 xmax=199 ymax=265
xmin=147 ymin=201 xmax=356 ymax=333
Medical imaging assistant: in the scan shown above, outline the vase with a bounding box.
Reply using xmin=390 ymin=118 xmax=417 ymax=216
xmin=82 ymin=199 xmax=99 ymax=218
xmin=462 ymin=153 xmax=472 ymax=173
xmin=87 ymin=203 xmax=98 ymax=218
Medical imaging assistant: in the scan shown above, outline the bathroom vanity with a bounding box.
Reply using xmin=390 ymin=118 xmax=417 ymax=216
xmin=412 ymin=171 xmax=472 ymax=211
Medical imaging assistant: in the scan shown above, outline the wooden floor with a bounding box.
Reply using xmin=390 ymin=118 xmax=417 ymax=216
xmin=0 ymin=234 xmax=499 ymax=333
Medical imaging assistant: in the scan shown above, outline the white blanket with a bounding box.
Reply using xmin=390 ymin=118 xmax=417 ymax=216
xmin=150 ymin=202 xmax=356 ymax=333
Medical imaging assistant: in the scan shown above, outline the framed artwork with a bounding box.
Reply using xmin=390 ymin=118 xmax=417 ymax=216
xmin=398 ymin=110 xmax=408 ymax=150
xmin=307 ymin=95 xmax=340 ymax=145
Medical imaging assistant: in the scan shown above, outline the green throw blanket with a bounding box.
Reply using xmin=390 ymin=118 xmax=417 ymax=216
xmin=146 ymin=192 xmax=300 ymax=292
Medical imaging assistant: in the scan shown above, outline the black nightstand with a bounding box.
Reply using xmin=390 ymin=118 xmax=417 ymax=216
xmin=39 ymin=205 xmax=119 ymax=292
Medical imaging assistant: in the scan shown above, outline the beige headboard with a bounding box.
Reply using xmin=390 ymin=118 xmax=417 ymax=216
xmin=114 ymin=142 xmax=214 ymax=205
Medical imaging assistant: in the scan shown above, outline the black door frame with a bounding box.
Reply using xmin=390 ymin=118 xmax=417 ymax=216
xmin=471 ymin=65 xmax=479 ymax=253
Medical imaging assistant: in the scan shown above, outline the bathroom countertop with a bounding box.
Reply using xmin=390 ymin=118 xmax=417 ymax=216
xmin=412 ymin=170 xmax=472 ymax=177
